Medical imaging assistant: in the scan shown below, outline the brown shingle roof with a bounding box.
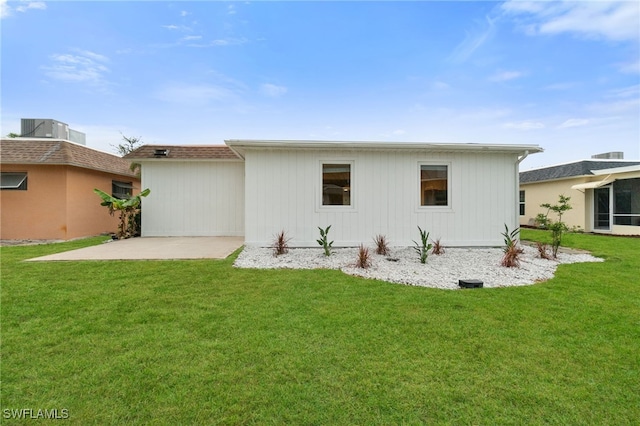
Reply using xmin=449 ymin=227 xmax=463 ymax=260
xmin=124 ymin=145 xmax=241 ymax=160
xmin=0 ymin=138 xmax=137 ymax=177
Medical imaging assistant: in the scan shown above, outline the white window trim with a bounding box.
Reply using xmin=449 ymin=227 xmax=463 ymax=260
xmin=417 ymin=161 xmax=452 ymax=211
xmin=317 ymin=160 xmax=356 ymax=211
xmin=519 ymin=190 xmax=526 ymax=216
xmin=1 ymin=172 xmax=28 ymax=190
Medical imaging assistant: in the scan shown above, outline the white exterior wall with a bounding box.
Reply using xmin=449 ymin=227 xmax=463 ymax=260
xmin=243 ymin=149 xmax=519 ymax=247
xmin=140 ymin=160 xmax=244 ymax=237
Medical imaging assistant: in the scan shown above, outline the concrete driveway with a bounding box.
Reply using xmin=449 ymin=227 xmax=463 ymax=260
xmin=27 ymin=237 xmax=244 ymax=261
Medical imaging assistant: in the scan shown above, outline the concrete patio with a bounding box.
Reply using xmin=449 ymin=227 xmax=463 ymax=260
xmin=27 ymin=236 xmax=244 ymax=261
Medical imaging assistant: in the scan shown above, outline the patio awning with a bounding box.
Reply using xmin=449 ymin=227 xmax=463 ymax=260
xmin=571 ymin=178 xmax=613 ymax=190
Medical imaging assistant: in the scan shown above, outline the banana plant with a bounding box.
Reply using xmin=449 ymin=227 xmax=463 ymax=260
xmin=94 ymin=188 xmax=150 ymax=239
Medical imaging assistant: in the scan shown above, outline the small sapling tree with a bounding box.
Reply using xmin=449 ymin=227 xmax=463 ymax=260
xmin=537 ymin=195 xmax=572 ymax=258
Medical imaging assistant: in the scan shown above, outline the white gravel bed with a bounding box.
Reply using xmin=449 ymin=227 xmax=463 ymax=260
xmin=234 ymin=245 xmax=603 ymax=290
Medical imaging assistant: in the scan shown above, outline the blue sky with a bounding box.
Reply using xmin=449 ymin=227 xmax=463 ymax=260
xmin=1 ymin=0 xmax=638 ymax=170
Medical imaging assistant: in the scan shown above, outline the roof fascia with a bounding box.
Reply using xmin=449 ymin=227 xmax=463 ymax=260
xmin=1 ymin=161 xmax=138 ymax=178
xmin=224 ymin=139 xmax=543 ymax=156
xmin=132 ymin=157 xmax=244 ymax=163
xmin=520 ymin=175 xmax=591 ymax=185
xmin=592 ymin=164 xmax=640 ymax=175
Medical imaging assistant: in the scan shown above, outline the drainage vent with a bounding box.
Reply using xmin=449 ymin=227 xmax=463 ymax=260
xmin=459 ymin=279 xmax=483 ymax=289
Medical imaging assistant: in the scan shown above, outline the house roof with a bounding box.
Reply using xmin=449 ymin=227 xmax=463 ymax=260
xmin=0 ymin=138 xmax=137 ymax=177
xmin=225 ymin=139 xmax=543 ymax=157
xmin=520 ymin=160 xmax=640 ymax=183
xmin=592 ymin=164 xmax=640 ymax=175
xmin=124 ymin=145 xmax=242 ymax=161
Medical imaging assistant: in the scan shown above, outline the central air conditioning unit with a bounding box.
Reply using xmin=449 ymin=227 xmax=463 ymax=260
xmin=21 ymin=118 xmax=70 ymax=139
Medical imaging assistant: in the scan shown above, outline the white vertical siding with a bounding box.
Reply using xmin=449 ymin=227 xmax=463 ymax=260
xmin=140 ymin=161 xmax=244 ymax=237
xmin=243 ymin=149 xmax=519 ymax=247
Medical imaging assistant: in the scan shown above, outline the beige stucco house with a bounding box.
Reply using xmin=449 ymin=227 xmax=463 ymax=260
xmin=1 ymin=138 xmax=141 ymax=241
xmin=519 ymin=158 xmax=640 ymax=235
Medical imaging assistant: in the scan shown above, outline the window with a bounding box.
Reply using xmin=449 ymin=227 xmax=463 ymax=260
xmin=420 ymin=164 xmax=448 ymax=206
xmin=322 ymin=163 xmax=351 ymax=206
xmin=1 ymin=172 xmax=28 ymax=190
xmin=519 ymin=190 xmax=525 ymax=216
xmin=112 ymin=180 xmax=133 ymax=199
xmin=613 ymin=178 xmax=640 ymax=226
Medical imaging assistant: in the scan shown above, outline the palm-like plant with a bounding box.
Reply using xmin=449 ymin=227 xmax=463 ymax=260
xmin=94 ymin=188 xmax=150 ymax=239
xmin=317 ymin=225 xmax=334 ymax=256
xmin=501 ymin=224 xmax=524 ymax=267
xmin=413 ymin=226 xmax=433 ymax=264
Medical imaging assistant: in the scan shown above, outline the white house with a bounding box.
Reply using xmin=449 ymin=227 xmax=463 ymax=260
xmin=126 ymin=140 xmax=542 ymax=247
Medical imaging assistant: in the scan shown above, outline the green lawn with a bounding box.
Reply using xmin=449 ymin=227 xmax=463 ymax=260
xmin=1 ymin=230 xmax=638 ymax=424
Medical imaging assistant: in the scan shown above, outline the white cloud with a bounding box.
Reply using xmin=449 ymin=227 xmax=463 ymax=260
xmin=228 ymin=5 xmax=237 ymax=15
xmin=16 ymin=1 xmax=45 ymax=13
xmin=1 ymin=0 xmax=46 ymax=18
xmin=617 ymin=59 xmax=640 ymax=74
xmin=502 ymin=0 xmax=640 ymax=42
xmin=392 ymin=129 xmax=406 ymax=136
xmin=180 ymin=11 xmax=189 ymax=17
xmin=503 ymin=121 xmax=545 ymax=130
xmin=78 ymin=50 xmax=109 ymax=63
xmin=489 ymin=70 xmax=525 ymax=82
xmin=182 ymin=35 xmax=202 ymax=41
xmin=588 ymin=98 xmax=640 ymax=115
xmin=431 ymin=81 xmax=450 ymax=90
xmin=260 ymin=83 xmax=287 ymax=97
xmin=0 ymin=0 xmax=8 ymax=18
xmin=210 ymin=37 xmax=248 ymax=46
xmin=500 ymin=1 xmax=546 ymax=15
xmin=42 ymin=50 xmax=110 ymax=86
xmin=605 ymin=84 xmax=640 ymax=99
xmin=544 ymin=82 xmax=578 ymax=91
xmin=206 ymin=69 xmax=249 ymax=92
xmin=163 ymin=25 xmax=180 ymax=30
xmin=448 ymin=15 xmax=498 ymax=63
xmin=558 ymin=118 xmax=589 ymax=128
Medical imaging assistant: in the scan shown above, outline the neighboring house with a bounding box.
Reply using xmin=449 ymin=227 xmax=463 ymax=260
xmin=0 ymin=138 xmax=141 ymax=240
xmin=126 ymin=140 xmax=541 ymax=247
xmin=519 ymin=158 xmax=640 ymax=235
